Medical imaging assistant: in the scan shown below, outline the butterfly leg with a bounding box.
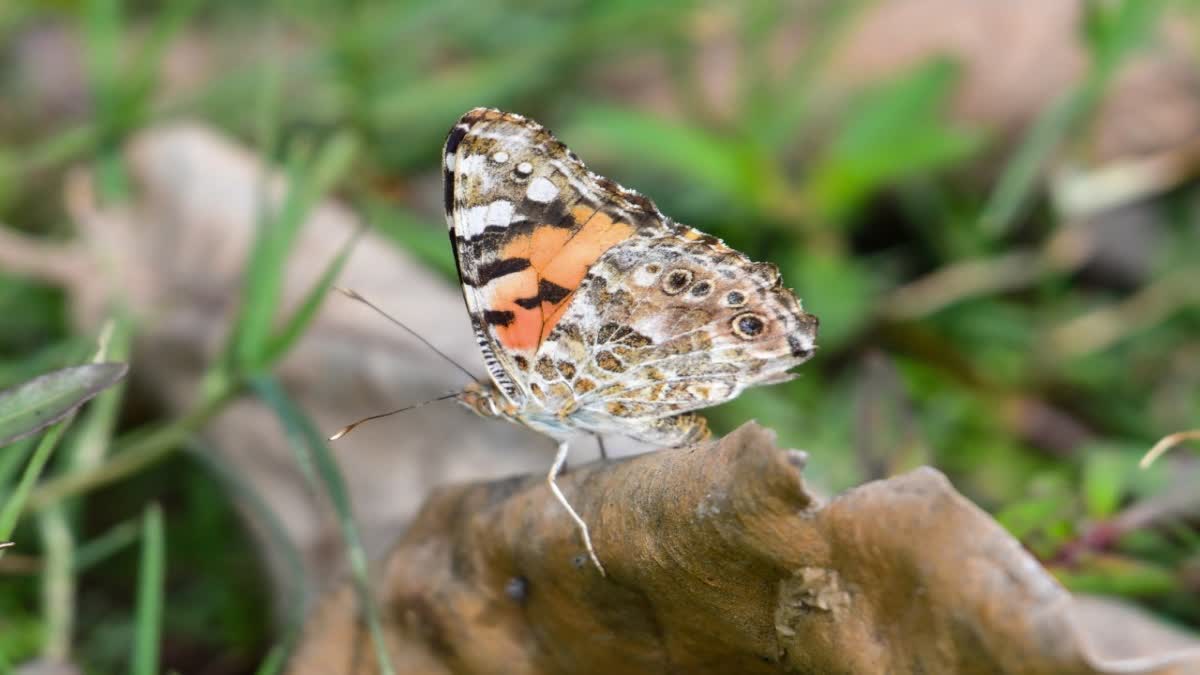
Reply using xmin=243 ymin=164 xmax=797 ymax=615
xmin=594 ymin=433 xmax=609 ymax=461
xmin=548 ymin=440 xmax=606 ymax=576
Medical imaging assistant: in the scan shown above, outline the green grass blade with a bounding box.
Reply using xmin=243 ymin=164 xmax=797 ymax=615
xmin=0 ymin=437 xmax=36 ymax=497
xmin=977 ymin=91 xmax=1083 ymax=236
xmin=751 ymin=0 xmax=871 ymax=145
xmin=253 ymin=638 xmax=288 ymax=672
xmin=233 ymin=132 xmax=359 ymax=370
xmin=253 ymin=31 xmax=284 ymax=161
xmin=38 ymin=507 xmax=74 ymax=661
xmin=131 ymin=503 xmax=165 ymax=675
xmin=255 ymin=645 xmax=287 ymax=675
xmin=67 ymin=316 xmax=133 ymax=477
xmin=1054 ymin=555 xmax=1178 ymax=597
xmin=83 ymin=0 xmax=120 ymax=129
xmin=83 ymin=0 xmax=129 ymax=201
xmin=1085 ymin=0 xmax=1165 ymax=78
xmin=233 ymin=149 xmax=308 ymax=370
xmin=251 ymin=376 xmax=395 ymax=675
xmin=804 ymin=58 xmax=982 ymax=223
xmin=30 ymin=318 xmax=132 ymax=662
xmin=0 ymin=419 xmax=70 ymax=545
xmin=305 ymin=133 xmax=360 ymax=200
xmin=124 ymin=0 xmax=200 ymax=110
xmin=564 ymin=106 xmax=774 ymax=209
xmin=0 ymin=363 xmax=128 ymax=446
xmin=74 ymin=518 xmax=140 ymax=572
xmin=23 ymin=124 xmax=102 ymax=176
xmin=261 ymin=226 xmax=363 ymax=366
xmin=1083 ymin=449 xmax=1130 ymax=519
xmin=979 ymin=0 xmax=1163 ymax=235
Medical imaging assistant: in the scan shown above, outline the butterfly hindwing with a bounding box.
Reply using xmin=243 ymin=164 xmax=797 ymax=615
xmin=530 ymin=233 xmax=818 ymax=445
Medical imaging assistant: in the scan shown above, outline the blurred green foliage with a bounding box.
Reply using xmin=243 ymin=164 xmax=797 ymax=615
xmin=1 ymin=0 xmax=1198 ymax=671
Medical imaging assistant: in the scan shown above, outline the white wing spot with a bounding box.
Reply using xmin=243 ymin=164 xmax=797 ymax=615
xmin=633 ymin=264 xmax=662 ymax=287
xmin=491 ymin=151 xmax=509 ymax=163
xmin=445 ymin=154 xmax=455 ymax=171
xmin=458 ymin=154 xmax=486 ymax=176
xmin=516 ymin=161 xmax=533 ymax=176
xmin=485 ymin=200 xmax=515 ymax=227
xmin=527 ymin=176 xmax=559 ymax=203
xmin=464 ymin=204 xmax=489 ymax=234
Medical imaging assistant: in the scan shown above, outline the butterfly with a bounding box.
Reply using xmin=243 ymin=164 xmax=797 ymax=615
xmin=443 ymin=108 xmax=818 ymax=575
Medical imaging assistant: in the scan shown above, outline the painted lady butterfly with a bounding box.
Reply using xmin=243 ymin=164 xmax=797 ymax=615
xmin=443 ymin=108 xmax=818 ymax=574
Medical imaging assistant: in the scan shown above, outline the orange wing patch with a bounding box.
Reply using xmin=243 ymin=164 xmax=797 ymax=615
xmin=486 ymin=206 xmax=634 ymax=352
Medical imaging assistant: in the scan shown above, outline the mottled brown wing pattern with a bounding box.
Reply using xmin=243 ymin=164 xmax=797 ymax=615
xmin=529 ymin=234 xmax=819 ymax=446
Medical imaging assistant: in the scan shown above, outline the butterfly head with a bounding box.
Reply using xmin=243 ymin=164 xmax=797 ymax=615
xmin=456 ymin=380 xmax=519 ymax=421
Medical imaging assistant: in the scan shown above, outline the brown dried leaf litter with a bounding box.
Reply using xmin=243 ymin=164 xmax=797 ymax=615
xmin=288 ymin=424 xmax=1200 ymax=674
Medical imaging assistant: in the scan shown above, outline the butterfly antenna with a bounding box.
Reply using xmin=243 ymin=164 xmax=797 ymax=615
xmin=329 ymin=392 xmax=459 ymax=441
xmin=335 ymin=286 xmax=479 ymax=384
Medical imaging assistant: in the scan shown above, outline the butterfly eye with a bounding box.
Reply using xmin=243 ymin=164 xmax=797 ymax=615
xmin=731 ymin=312 xmax=766 ymax=339
xmin=725 ymin=291 xmax=746 ymax=307
xmin=661 ymin=269 xmax=693 ymax=295
xmin=689 ymin=281 xmax=713 ymax=298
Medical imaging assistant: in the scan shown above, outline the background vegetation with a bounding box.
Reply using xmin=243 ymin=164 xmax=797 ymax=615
xmin=0 ymin=0 xmax=1197 ymax=672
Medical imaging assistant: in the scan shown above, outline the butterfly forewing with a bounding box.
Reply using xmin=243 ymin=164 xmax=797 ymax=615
xmin=443 ymin=108 xmax=671 ymax=403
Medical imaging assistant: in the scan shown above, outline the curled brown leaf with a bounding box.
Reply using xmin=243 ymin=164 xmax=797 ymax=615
xmin=289 ymin=423 xmax=1200 ymax=675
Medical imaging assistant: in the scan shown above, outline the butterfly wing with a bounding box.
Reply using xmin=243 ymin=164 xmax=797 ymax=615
xmin=530 ymin=232 xmax=819 ymax=446
xmin=443 ymin=108 xmax=671 ymax=403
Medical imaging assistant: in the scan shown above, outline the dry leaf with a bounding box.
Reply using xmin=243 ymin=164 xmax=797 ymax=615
xmin=289 ymin=423 xmax=1200 ymax=674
